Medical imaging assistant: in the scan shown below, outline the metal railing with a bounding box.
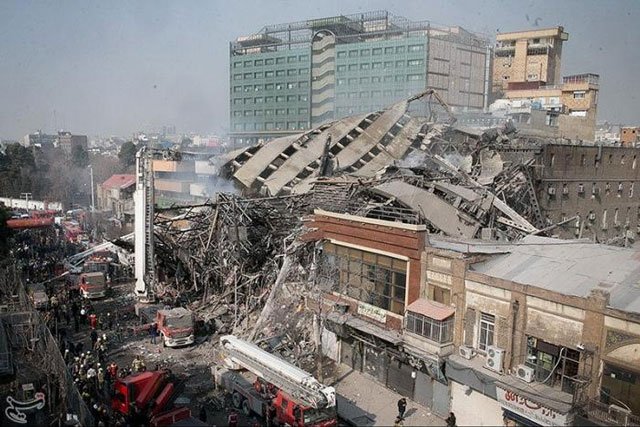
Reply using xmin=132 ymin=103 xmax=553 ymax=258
xmin=582 ymin=398 xmax=640 ymax=426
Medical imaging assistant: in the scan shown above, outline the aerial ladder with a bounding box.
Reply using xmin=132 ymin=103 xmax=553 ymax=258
xmin=217 ymin=335 xmax=337 ymax=426
xmin=134 ymin=146 xmax=156 ymax=302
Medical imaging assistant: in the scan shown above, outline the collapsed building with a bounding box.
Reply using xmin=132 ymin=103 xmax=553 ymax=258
xmin=141 ymin=89 xmax=640 ymax=424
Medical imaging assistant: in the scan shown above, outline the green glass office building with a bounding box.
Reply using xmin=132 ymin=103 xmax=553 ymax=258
xmin=230 ymin=11 xmax=491 ymax=143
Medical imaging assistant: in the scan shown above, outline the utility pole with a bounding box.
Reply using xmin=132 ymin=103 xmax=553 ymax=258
xmin=21 ymin=192 xmax=32 ymax=210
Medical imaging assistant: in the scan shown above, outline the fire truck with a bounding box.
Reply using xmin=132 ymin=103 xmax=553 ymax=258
xmin=111 ymin=369 xmax=205 ymax=426
xmin=79 ymin=272 xmax=108 ymax=299
xmin=215 ymin=335 xmax=337 ymax=427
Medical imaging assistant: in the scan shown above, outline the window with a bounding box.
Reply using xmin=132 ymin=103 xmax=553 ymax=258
xmin=265 ymin=58 xmax=274 ymax=65
xmin=287 ymin=56 xmax=296 ymax=63
xmin=630 ymin=183 xmax=634 ymax=198
xmin=621 ymin=155 xmax=626 ymax=165
xmin=360 ymin=49 xmax=370 ymax=56
xmin=233 ymin=61 xmax=241 ymax=68
xmin=298 ymin=68 xmax=308 ymax=74
xmin=525 ymin=337 xmax=580 ymax=392
xmin=372 ymin=48 xmax=382 ymax=55
xmin=243 ymin=73 xmax=252 ymax=79
xmin=243 ymin=60 xmax=252 ymax=67
xmin=384 ymin=47 xmax=394 ymax=54
xmin=396 ymin=46 xmax=405 ymax=53
xmin=322 ymin=242 xmax=407 ymax=314
xmin=360 ymin=63 xmax=370 ymax=70
xmin=276 ymin=70 xmax=285 ymax=77
xmin=337 ymin=51 xmax=347 ymax=58
xmin=396 ymin=60 xmax=404 ymax=68
xmin=299 ymin=95 xmax=308 ymax=101
xmin=287 ymin=82 xmax=296 ymax=89
xmin=287 ymin=69 xmax=297 ymax=76
xmin=265 ymin=83 xmax=274 ymax=90
xmin=407 ymin=74 xmax=422 ymax=81
xmin=298 ymin=54 xmax=308 ymax=61
xmin=359 ymin=77 xmax=369 ymax=84
xmin=430 ymin=285 xmax=450 ymax=305
xmin=372 ymin=76 xmax=381 ymax=83
xmin=348 ymin=64 xmax=358 ymax=71
xmin=254 ymin=59 xmax=263 ymax=66
xmin=337 ymin=65 xmax=346 ymax=72
xmin=478 ymin=312 xmax=495 ymax=351
xmin=276 ymin=57 xmax=285 ymax=64
xmin=573 ymin=91 xmax=586 ymax=99
xmin=384 ymin=61 xmax=393 ymax=69
xmin=265 ymin=96 xmax=274 ymax=103
xmin=406 ymin=311 xmax=453 ymax=343
xmin=275 ymin=96 xmax=284 ymax=102
xmin=265 ymin=70 xmax=274 ymax=78
xmin=254 ymin=72 xmax=263 ymax=78
xmin=275 ymin=83 xmax=283 ymax=90
xmin=348 ymin=50 xmax=358 ymax=57
xmin=408 ymin=44 xmax=423 ymax=52
xmin=407 ymin=59 xmax=423 ymax=67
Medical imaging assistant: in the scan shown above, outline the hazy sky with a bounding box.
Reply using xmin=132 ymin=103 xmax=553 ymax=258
xmin=1 ymin=0 xmax=638 ymax=139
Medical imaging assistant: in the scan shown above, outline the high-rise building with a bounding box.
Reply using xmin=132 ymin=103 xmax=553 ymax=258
xmin=230 ymin=10 xmax=491 ymax=144
xmin=492 ymin=27 xmax=569 ymax=98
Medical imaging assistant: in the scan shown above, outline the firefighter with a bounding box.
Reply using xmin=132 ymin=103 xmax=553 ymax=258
xmin=132 ymin=355 xmax=146 ymax=372
xmin=227 ymin=411 xmax=238 ymax=427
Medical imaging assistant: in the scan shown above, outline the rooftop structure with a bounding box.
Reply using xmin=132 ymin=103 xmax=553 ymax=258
xmin=493 ymin=26 xmax=568 ymax=97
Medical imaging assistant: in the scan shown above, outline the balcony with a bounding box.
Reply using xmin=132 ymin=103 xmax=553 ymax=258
xmin=579 ymin=398 xmax=640 ymax=426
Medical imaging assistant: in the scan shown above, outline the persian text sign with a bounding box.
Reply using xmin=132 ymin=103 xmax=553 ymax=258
xmin=357 ymin=302 xmax=387 ymax=323
xmin=496 ymin=385 xmax=569 ymax=426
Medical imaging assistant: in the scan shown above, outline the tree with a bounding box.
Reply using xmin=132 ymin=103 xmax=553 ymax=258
xmin=0 ymin=206 xmax=12 ymax=258
xmin=118 ymin=141 xmax=138 ymax=170
xmin=71 ymin=144 xmax=89 ymax=168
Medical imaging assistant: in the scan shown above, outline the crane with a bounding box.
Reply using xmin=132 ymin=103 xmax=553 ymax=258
xmin=219 ymin=335 xmax=336 ymax=410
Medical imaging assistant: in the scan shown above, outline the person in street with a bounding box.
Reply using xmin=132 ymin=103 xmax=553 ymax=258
xmin=397 ymin=397 xmax=407 ymax=419
xmin=394 ymin=417 xmax=404 ymax=427
xmin=446 ymin=411 xmax=457 ymax=427
xmin=198 ymin=406 xmax=207 ymax=423
xmin=132 ymin=355 xmax=146 ymax=373
xmin=90 ymin=329 xmax=98 ymax=348
xmin=149 ymin=323 xmax=158 ymax=345
xmin=228 ymin=411 xmax=238 ymax=427
xmin=89 ymin=313 xmax=98 ymax=329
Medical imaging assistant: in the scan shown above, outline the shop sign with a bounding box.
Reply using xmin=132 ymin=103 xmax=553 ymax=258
xmin=357 ymin=302 xmax=387 ymax=323
xmin=496 ymin=385 xmax=568 ymax=426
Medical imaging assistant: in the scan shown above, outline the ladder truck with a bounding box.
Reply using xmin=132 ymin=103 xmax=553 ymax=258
xmin=215 ymin=335 xmax=338 ymax=427
xmin=134 ymin=146 xmax=157 ymax=303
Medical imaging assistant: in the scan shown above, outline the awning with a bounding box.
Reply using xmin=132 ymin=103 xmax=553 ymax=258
xmin=406 ymin=299 xmax=455 ymax=320
xmin=326 ymin=311 xmax=403 ymax=345
xmin=503 ymin=409 xmax=542 ymax=427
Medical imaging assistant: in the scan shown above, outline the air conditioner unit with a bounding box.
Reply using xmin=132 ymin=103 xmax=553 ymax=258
xmin=577 ymin=184 xmax=585 ymax=193
xmin=562 ymin=186 xmax=570 ymax=195
xmin=459 ymin=346 xmax=476 ymax=360
xmin=547 ymin=187 xmax=556 ymax=196
xmin=588 ymin=213 xmax=596 ymax=221
xmin=515 ymin=364 xmax=535 ymax=383
xmin=484 ymin=346 xmax=505 ymax=373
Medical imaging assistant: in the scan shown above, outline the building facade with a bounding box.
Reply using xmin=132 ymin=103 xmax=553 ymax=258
xmin=96 ymin=174 xmax=135 ymax=220
xmin=534 ymin=144 xmax=640 ymax=244
xmin=492 ymin=27 xmax=568 ymax=98
xmin=621 ymin=127 xmax=640 ymax=147
xmin=306 ymin=210 xmax=640 ymax=426
xmin=56 ymin=131 xmax=88 ymax=155
xmin=230 ymin=11 xmax=491 ymax=144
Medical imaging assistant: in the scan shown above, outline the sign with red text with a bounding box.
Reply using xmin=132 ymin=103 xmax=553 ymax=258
xmin=496 ymin=385 xmax=569 ymax=426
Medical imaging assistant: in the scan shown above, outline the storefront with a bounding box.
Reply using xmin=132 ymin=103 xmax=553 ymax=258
xmin=496 ymin=385 xmax=572 ymax=426
xmin=325 ymin=311 xmax=449 ymax=415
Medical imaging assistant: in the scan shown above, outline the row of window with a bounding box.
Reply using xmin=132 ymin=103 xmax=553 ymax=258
xmin=322 ymin=242 xmax=408 ymax=315
xmin=336 ymin=44 xmax=424 ymax=58
xmin=337 ymin=74 xmax=424 ymax=87
xmin=551 ymin=152 xmax=638 ymax=169
xmin=232 ymin=55 xmax=309 ymax=68
xmin=233 ymin=81 xmax=309 ymax=93
xmin=336 ymin=59 xmax=424 ymax=72
xmin=232 ymin=121 xmax=310 ymax=131
xmin=232 ymin=108 xmax=309 ymax=117
xmin=233 ymin=68 xmax=309 ymax=80
xmin=564 ymin=206 xmax=638 ymax=229
xmin=547 ymin=182 xmax=637 ymax=198
xmin=335 ymin=88 xmax=415 ymax=101
xmin=232 ymin=94 xmax=308 ymax=105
